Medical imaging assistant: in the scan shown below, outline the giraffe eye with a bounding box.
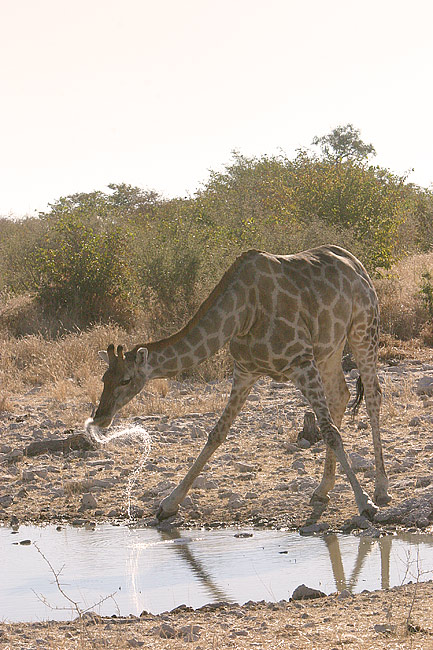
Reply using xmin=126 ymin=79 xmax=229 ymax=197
xmin=120 ymin=378 xmax=131 ymax=386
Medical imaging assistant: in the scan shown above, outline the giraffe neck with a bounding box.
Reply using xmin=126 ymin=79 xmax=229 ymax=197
xmin=145 ymin=284 xmax=250 ymax=377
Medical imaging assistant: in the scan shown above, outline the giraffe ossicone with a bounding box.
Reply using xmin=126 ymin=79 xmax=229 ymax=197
xmin=88 ymin=246 xmax=390 ymax=521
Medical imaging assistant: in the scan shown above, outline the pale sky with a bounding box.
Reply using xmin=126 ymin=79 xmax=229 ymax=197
xmin=1 ymin=0 xmax=432 ymax=217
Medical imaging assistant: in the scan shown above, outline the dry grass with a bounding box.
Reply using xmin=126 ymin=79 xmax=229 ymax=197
xmin=0 ymin=323 xmax=134 ymax=395
xmin=63 ymin=479 xmax=96 ymax=496
xmin=376 ymin=251 xmax=433 ymax=340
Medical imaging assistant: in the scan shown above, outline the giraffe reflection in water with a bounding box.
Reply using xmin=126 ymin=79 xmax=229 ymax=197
xmin=148 ymin=528 xmax=433 ymax=603
xmin=324 ymin=533 xmax=392 ymax=592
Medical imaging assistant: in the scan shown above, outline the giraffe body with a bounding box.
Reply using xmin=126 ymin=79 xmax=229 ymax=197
xmin=90 ymin=245 xmax=389 ymax=521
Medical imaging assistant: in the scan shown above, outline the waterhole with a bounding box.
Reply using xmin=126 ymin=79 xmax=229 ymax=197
xmin=1 ymin=525 xmax=433 ymax=622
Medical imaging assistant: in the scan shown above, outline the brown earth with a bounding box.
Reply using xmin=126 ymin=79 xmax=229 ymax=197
xmin=1 ymin=359 xmax=433 ymax=648
xmin=1 ymin=582 xmax=433 ymax=650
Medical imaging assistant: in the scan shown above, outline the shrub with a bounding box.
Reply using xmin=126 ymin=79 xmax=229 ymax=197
xmin=419 ymin=271 xmax=433 ymax=319
xmin=376 ymin=252 xmax=433 ymax=340
xmin=30 ymin=214 xmax=137 ymax=331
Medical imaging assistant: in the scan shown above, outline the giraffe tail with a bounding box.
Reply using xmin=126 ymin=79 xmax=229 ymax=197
xmin=349 ymin=375 xmax=364 ymax=416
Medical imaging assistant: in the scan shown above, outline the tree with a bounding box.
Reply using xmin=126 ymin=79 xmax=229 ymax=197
xmin=312 ymin=124 xmax=376 ymax=164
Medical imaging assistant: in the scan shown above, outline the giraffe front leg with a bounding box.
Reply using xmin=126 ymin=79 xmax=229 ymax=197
xmin=156 ymin=367 xmax=257 ymax=521
xmin=156 ymin=431 xmax=221 ymax=520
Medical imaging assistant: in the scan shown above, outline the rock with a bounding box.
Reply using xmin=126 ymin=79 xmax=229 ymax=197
xmin=282 ymin=442 xmax=298 ymax=453
xmin=48 ymin=488 xmax=65 ymax=497
xmin=338 ymin=589 xmax=353 ymax=599
xmin=6 ymin=449 xmax=23 ymax=463
xmin=87 ymin=459 xmax=115 ymax=468
xmin=127 ymin=639 xmax=144 ymax=648
xmin=349 ymin=452 xmax=374 ymax=472
xmin=228 ymin=498 xmax=243 ymax=510
xmin=297 ymin=438 xmax=311 ymax=449
xmin=0 ymin=494 xmax=13 ymax=507
xmin=80 ymin=493 xmax=98 ymax=510
xmin=289 ymin=476 xmax=317 ymax=492
xmin=299 ymin=522 xmax=330 ymax=535
xmin=408 ymin=416 xmax=421 ymax=427
xmin=91 ymin=478 xmax=115 ymax=488
xmin=10 ymin=515 xmax=19 ymax=528
xmin=297 ymin=411 xmax=320 ymax=445
xmin=275 ymin=482 xmax=290 ymax=491
xmin=416 ymin=376 xmax=433 ymax=396
xmin=235 ymin=462 xmax=255 ymax=473
xmin=415 ymin=476 xmax=432 ymax=488
xmin=19 ymin=539 xmax=31 ymax=545
xmin=342 ymin=515 xmax=372 ymax=532
xmin=25 ymin=432 xmax=96 ymax=457
xmin=22 ymin=470 xmax=35 ymax=482
xmin=374 ymin=623 xmax=396 ymax=634
xmin=374 ymin=507 xmax=405 ymax=525
xmin=359 ymin=527 xmax=381 ymax=538
xmin=129 ymin=506 xmax=144 ymax=518
xmin=192 ymin=476 xmax=217 ymax=489
xmin=292 ymin=584 xmax=326 ymax=600
xmin=152 ymin=480 xmax=176 ymax=497
xmin=158 ymin=623 xmax=177 ymax=639
xmin=179 ymin=625 xmax=202 ymax=642
xmin=77 ymin=611 xmax=103 ymax=624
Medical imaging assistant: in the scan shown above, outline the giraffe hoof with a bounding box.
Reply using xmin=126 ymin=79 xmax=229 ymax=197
xmin=360 ymin=501 xmax=379 ymax=521
xmin=156 ymin=504 xmax=179 ymax=521
xmin=374 ymin=492 xmax=391 ymax=506
xmin=309 ymin=492 xmax=330 ymax=506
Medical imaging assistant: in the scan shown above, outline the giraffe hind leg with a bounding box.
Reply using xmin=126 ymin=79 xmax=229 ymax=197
xmin=288 ymin=356 xmax=377 ymax=519
xmin=311 ymin=349 xmax=350 ymax=505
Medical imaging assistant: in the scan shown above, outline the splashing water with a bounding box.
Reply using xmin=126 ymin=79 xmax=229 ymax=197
xmin=85 ymin=419 xmax=152 ymax=519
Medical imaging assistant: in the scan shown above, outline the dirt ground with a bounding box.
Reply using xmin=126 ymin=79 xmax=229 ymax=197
xmin=1 ymin=582 xmax=433 ymax=650
xmin=1 ymin=358 xmax=433 ymax=648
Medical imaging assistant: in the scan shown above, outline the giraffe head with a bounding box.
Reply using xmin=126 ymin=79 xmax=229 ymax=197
xmin=87 ymin=343 xmax=149 ymax=431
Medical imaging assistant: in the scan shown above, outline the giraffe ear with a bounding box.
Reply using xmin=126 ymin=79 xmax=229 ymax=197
xmin=136 ymin=347 xmax=148 ymax=369
xmin=98 ymin=350 xmax=109 ymax=365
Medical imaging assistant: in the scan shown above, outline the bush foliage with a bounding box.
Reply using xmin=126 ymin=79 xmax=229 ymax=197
xmin=1 ymin=125 xmax=432 ymax=338
xmin=31 ymin=214 xmax=137 ymax=330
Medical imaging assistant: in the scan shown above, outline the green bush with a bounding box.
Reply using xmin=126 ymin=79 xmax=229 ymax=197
xmin=419 ymin=271 xmax=433 ymax=320
xmin=30 ymin=214 xmax=137 ymax=331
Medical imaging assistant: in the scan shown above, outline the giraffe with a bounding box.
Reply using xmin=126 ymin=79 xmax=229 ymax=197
xmin=88 ymin=245 xmax=390 ymax=521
